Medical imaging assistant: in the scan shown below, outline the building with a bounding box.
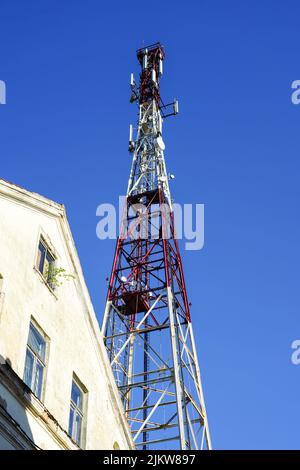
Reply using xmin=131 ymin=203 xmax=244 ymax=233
xmin=0 ymin=179 xmax=134 ymax=450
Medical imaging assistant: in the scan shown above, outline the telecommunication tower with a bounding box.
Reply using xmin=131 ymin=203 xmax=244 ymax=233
xmin=102 ymin=43 xmax=211 ymax=450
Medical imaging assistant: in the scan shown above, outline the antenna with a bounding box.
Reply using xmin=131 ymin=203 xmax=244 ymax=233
xmin=128 ymin=124 xmax=135 ymax=152
xmin=130 ymin=73 xmax=135 ymax=87
xmin=173 ymin=99 xmax=179 ymax=114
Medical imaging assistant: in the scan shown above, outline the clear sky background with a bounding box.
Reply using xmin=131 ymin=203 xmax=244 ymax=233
xmin=1 ymin=0 xmax=300 ymax=449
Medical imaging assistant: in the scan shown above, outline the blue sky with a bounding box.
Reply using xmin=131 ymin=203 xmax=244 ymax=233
xmin=1 ymin=0 xmax=300 ymax=449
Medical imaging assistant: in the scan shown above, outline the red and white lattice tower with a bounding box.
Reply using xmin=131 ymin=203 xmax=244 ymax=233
xmin=102 ymin=43 xmax=211 ymax=450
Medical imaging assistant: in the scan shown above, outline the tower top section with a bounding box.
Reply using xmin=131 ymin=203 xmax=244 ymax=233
xmin=130 ymin=42 xmax=178 ymax=120
xmin=136 ymin=42 xmax=165 ymax=106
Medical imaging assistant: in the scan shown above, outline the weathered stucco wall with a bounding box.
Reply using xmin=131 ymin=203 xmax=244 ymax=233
xmin=0 ymin=179 xmax=133 ymax=450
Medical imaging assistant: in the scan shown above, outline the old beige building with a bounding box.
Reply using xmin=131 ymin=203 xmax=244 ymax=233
xmin=0 ymin=179 xmax=133 ymax=450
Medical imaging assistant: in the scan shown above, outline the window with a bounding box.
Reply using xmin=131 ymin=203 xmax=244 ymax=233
xmin=36 ymin=238 xmax=55 ymax=286
xmin=68 ymin=378 xmax=86 ymax=446
xmin=23 ymin=322 xmax=47 ymax=400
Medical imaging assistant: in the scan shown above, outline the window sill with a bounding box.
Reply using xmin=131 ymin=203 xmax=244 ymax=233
xmin=33 ymin=266 xmax=58 ymax=300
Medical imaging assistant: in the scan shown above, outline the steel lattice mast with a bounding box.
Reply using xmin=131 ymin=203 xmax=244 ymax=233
xmin=102 ymin=43 xmax=211 ymax=450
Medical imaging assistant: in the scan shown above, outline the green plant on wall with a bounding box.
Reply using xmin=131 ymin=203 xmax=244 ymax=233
xmin=46 ymin=266 xmax=75 ymax=289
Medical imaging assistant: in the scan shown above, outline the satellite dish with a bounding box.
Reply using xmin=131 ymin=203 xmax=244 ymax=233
xmin=155 ymin=136 xmax=165 ymax=151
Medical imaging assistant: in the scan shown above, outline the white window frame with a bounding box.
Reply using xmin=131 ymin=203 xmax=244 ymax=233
xmin=68 ymin=376 xmax=87 ymax=448
xmin=36 ymin=236 xmax=56 ymax=288
xmin=23 ymin=320 xmax=49 ymax=401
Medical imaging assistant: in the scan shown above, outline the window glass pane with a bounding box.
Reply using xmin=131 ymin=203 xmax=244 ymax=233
xmin=71 ymin=381 xmax=83 ymax=410
xmin=46 ymin=251 xmax=55 ymax=265
xmin=69 ymin=406 xmax=74 ymax=437
xmin=43 ymin=256 xmax=50 ymax=279
xmin=74 ymin=411 xmax=82 ymax=445
xmin=34 ymin=360 xmax=44 ymax=400
xmin=28 ymin=323 xmax=46 ymax=362
xmin=46 ymin=254 xmax=55 ymax=284
xmin=37 ymin=242 xmax=46 ymax=274
xmin=24 ymin=349 xmax=34 ymax=388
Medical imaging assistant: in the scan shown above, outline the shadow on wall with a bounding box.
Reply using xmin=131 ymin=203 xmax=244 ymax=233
xmin=0 ymin=355 xmax=37 ymax=450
